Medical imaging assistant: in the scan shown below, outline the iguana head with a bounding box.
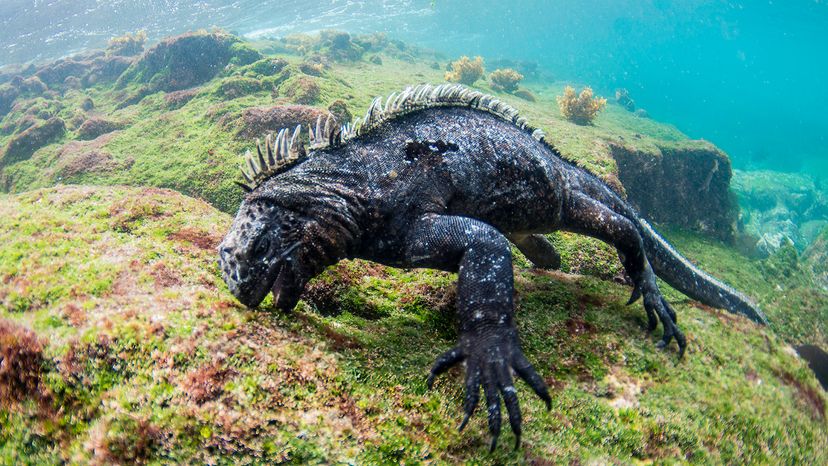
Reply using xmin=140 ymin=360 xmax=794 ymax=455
xmin=218 ymin=197 xmax=315 ymax=310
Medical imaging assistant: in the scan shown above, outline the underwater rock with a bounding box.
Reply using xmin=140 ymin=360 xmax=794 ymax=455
xmin=327 ymin=99 xmax=352 ymax=126
xmin=18 ymin=76 xmax=48 ymax=95
xmin=81 ymin=97 xmax=95 ymax=111
xmin=215 ymin=77 xmax=268 ymax=99
xmin=245 ymin=57 xmax=288 ymax=77
xmin=235 ymin=105 xmax=334 ymax=138
xmin=615 ymin=88 xmax=635 ymax=112
xmin=611 ymin=142 xmax=738 ymax=240
xmin=116 ymin=31 xmax=262 ymax=93
xmin=299 ymin=61 xmax=326 ymax=76
xmin=34 ymin=58 xmax=89 ymax=86
xmin=82 ymin=55 xmax=133 ymax=86
xmin=352 ymin=32 xmax=389 ymax=53
xmin=732 ymin=170 xmax=828 ymax=253
xmin=0 ymin=85 xmax=20 ymax=116
xmin=0 ymin=117 xmax=65 ymax=166
xmin=105 ymin=30 xmax=147 ymax=57
xmin=804 ymin=226 xmax=828 ymax=291
xmin=369 ymin=55 xmax=383 ymax=65
xmin=513 ymin=88 xmax=536 ymax=102
xmin=76 ymin=117 xmax=124 ymax=141
xmin=318 ymin=30 xmax=364 ymax=62
xmin=163 ymin=88 xmax=200 ymax=109
xmin=63 ymin=76 xmax=82 ymax=90
xmin=279 ymin=76 xmax=321 ymax=105
xmin=55 ymin=138 xmax=130 ymax=179
xmin=796 ymin=345 xmax=828 ymax=391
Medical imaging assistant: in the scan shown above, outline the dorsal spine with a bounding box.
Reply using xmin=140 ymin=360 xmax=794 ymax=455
xmin=239 ymin=83 xmax=547 ymax=190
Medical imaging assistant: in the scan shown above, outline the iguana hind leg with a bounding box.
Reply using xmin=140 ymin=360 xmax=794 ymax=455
xmin=508 ymin=233 xmax=561 ymax=270
xmin=562 ymin=193 xmax=686 ymax=356
xmin=404 ymin=214 xmax=551 ymax=451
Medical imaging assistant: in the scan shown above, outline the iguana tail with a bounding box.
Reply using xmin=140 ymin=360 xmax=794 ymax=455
xmin=638 ymin=219 xmax=768 ymax=325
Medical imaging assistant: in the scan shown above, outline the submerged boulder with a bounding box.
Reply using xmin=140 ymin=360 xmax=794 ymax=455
xmin=610 ymin=141 xmax=738 ymax=240
xmin=116 ymin=31 xmax=262 ymax=93
xmin=0 ymin=117 xmax=65 ymax=166
xmin=232 ymin=104 xmax=334 ymax=138
xmin=76 ymin=117 xmax=124 ymax=140
xmin=732 ymin=170 xmax=828 ymax=254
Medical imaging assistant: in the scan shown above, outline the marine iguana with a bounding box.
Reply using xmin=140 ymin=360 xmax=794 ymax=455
xmin=218 ymin=83 xmax=767 ymax=450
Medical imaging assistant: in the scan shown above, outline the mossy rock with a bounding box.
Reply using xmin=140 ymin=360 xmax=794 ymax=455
xmin=76 ymin=117 xmax=124 ymax=140
xmin=0 ymin=116 xmax=65 ymax=166
xmin=214 ymin=76 xmax=269 ymax=100
xmin=279 ymin=75 xmax=321 ymax=105
xmin=0 ymin=185 xmax=825 ymax=464
xmin=116 ymin=31 xmax=262 ymax=93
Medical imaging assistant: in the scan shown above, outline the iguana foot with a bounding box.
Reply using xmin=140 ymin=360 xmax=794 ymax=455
xmin=641 ymin=281 xmax=686 ymax=357
xmin=427 ymin=330 xmax=551 ymax=451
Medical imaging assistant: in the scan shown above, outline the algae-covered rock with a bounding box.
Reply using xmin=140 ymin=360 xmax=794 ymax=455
xmin=214 ymin=76 xmax=268 ymax=99
xmin=163 ymin=88 xmax=200 ymax=109
xmin=116 ymin=31 xmax=262 ymax=93
xmin=76 ymin=117 xmax=124 ymax=140
xmin=279 ymin=75 xmax=321 ymax=104
xmin=0 ymin=185 xmax=825 ymax=464
xmin=327 ymin=99 xmax=352 ymax=126
xmin=732 ymin=170 xmax=828 ymax=253
xmin=233 ymin=104 xmax=334 ymax=138
xmin=34 ymin=58 xmax=90 ymax=86
xmin=611 ymin=141 xmax=738 ymax=240
xmin=0 ymin=116 xmax=65 ymax=166
xmin=804 ymin=226 xmax=828 ymax=291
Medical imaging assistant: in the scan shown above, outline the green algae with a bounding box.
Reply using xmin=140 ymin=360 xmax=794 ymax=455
xmin=0 ymin=186 xmax=825 ymax=464
xmin=0 ymin=31 xmax=826 ymax=464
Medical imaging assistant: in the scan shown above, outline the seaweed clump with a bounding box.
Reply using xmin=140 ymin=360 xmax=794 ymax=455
xmin=445 ymin=56 xmax=484 ymax=86
xmin=489 ymin=68 xmax=523 ymax=93
xmin=0 ymin=319 xmax=45 ymax=409
xmin=106 ymin=30 xmax=147 ymax=57
xmin=557 ymin=85 xmax=607 ymax=125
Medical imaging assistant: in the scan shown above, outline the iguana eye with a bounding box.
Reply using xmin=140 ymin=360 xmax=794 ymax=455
xmin=254 ymin=236 xmax=271 ymax=256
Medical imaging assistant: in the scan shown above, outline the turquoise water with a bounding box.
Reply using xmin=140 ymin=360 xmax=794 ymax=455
xmin=2 ymin=1 xmax=826 ymax=175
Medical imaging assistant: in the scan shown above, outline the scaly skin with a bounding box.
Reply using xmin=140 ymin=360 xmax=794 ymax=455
xmin=218 ymin=102 xmax=767 ymax=451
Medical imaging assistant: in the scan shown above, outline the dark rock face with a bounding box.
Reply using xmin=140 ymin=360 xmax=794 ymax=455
xmin=116 ymin=32 xmax=262 ymax=93
xmin=233 ymin=105 xmax=334 ymax=138
xmin=1 ymin=117 xmax=66 ymax=166
xmin=796 ymin=345 xmax=828 ymax=391
xmin=611 ymin=142 xmax=738 ymax=240
xmin=76 ymin=117 xmax=123 ymax=140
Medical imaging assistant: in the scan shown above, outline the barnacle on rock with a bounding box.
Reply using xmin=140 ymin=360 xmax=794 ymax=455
xmin=557 ymin=86 xmax=607 ymax=125
xmin=445 ymin=56 xmax=484 ymax=86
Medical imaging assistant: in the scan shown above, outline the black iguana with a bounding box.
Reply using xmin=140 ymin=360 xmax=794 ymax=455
xmin=218 ymin=83 xmax=767 ymax=450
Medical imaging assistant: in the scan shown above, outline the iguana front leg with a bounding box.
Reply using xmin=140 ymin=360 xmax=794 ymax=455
xmin=404 ymin=214 xmax=551 ymax=451
xmin=562 ymin=193 xmax=687 ymax=355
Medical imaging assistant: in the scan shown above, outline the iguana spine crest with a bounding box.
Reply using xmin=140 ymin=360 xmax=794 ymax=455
xmin=238 ymin=83 xmax=547 ymax=190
